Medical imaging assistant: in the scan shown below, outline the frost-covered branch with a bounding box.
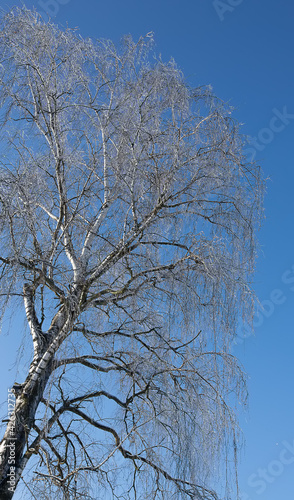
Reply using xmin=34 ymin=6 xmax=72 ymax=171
xmin=0 ymin=7 xmax=263 ymax=500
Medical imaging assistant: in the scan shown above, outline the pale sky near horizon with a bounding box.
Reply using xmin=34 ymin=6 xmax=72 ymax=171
xmin=0 ymin=1 xmax=294 ymax=499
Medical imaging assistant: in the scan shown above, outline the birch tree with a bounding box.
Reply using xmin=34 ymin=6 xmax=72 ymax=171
xmin=0 ymin=7 xmax=263 ymax=500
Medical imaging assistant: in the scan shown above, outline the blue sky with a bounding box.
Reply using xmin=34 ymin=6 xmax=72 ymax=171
xmin=0 ymin=1 xmax=293 ymax=499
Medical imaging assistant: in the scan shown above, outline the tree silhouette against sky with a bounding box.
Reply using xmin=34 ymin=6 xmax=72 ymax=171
xmin=0 ymin=8 xmax=263 ymax=500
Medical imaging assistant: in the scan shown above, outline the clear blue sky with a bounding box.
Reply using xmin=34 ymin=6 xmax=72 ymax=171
xmin=0 ymin=1 xmax=293 ymax=499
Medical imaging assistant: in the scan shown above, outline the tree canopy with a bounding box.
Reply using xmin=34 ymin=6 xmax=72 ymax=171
xmin=0 ymin=7 xmax=263 ymax=500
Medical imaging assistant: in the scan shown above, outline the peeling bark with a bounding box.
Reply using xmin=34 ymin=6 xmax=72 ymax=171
xmin=0 ymin=362 xmax=53 ymax=499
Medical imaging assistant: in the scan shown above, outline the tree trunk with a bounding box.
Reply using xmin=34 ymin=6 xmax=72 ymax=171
xmin=0 ymin=363 xmax=52 ymax=499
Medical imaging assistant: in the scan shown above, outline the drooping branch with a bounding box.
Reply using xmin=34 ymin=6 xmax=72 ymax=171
xmin=46 ymin=404 xmax=218 ymax=500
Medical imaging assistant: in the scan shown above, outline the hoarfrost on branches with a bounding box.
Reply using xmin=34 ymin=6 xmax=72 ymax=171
xmin=0 ymin=7 xmax=263 ymax=500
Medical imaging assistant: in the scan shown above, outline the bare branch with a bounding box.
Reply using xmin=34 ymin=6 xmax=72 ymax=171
xmin=0 ymin=7 xmax=263 ymax=500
